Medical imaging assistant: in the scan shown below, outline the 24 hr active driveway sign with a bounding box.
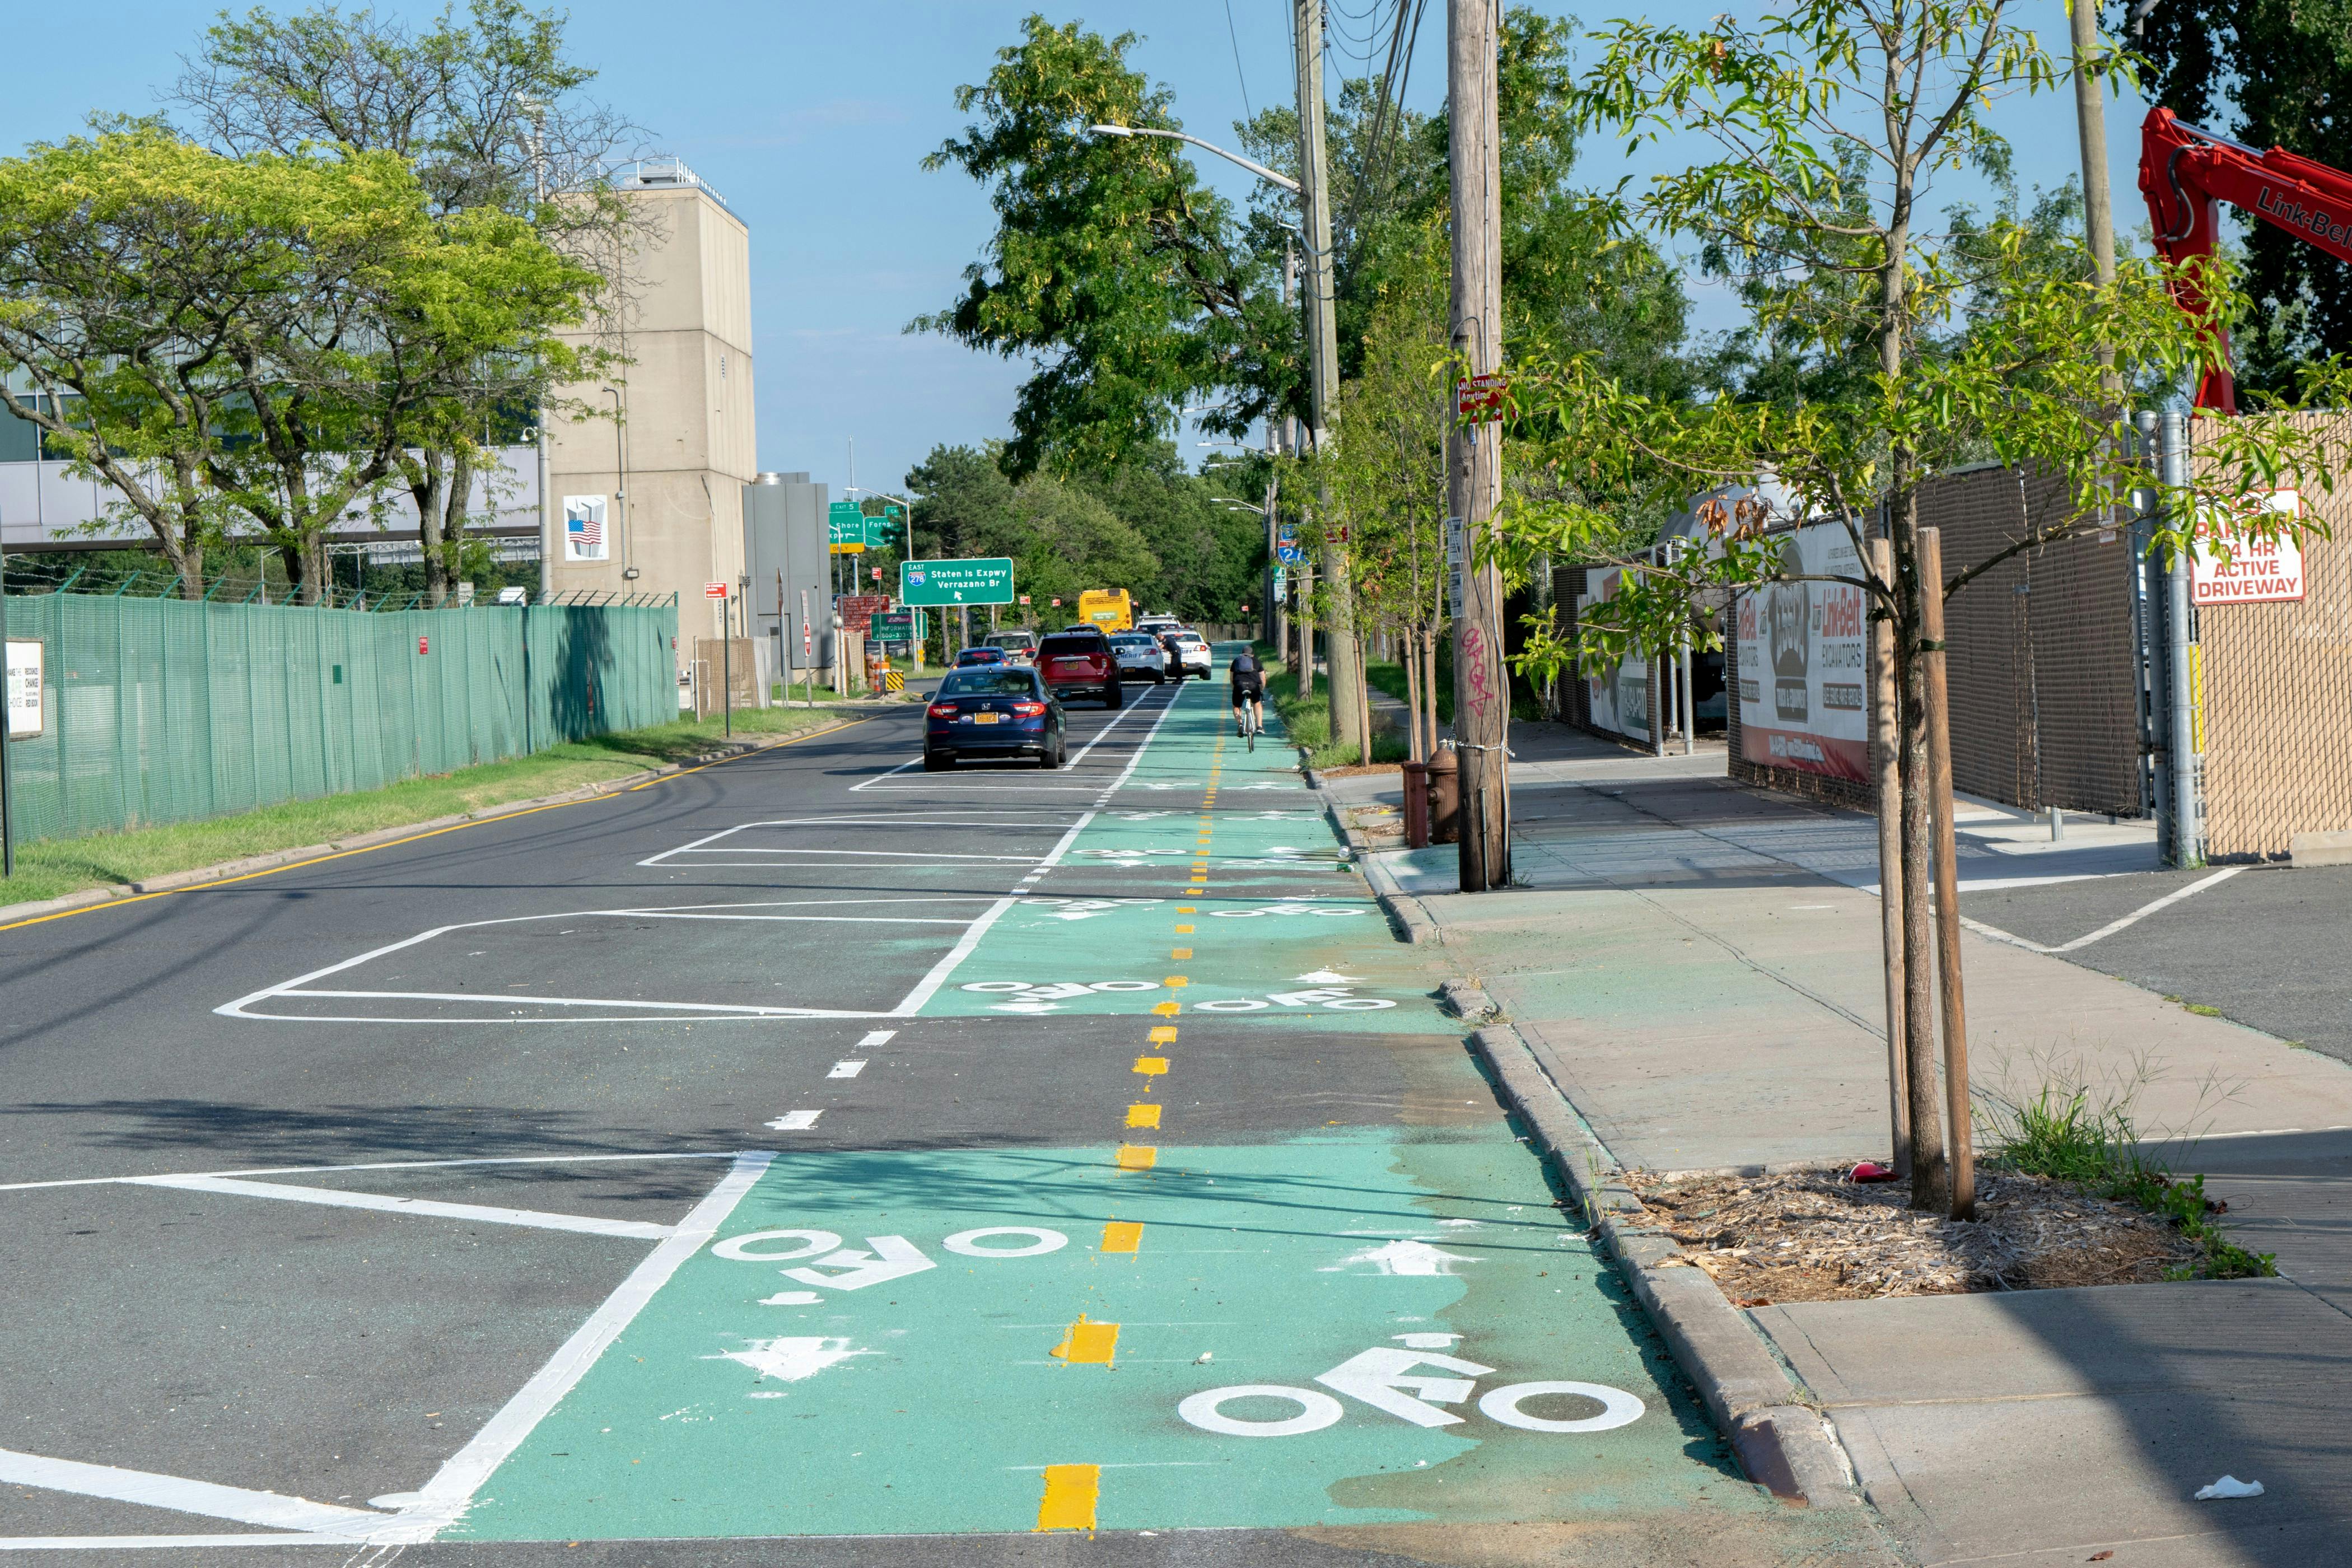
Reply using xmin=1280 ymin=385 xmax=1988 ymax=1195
xmin=900 ymin=558 xmax=1015 ymax=606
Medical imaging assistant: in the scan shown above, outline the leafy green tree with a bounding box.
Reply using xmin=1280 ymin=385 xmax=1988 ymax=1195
xmin=0 ymin=129 xmax=266 ymax=595
xmin=915 ymin=17 xmax=1296 ymax=479
xmin=171 ymin=0 xmax=632 ymax=603
xmin=2124 ymin=0 xmax=2352 ymax=395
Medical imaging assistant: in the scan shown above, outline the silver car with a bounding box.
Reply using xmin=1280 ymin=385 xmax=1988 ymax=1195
xmin=1108 ymin=632 xmax=1170 ymax=683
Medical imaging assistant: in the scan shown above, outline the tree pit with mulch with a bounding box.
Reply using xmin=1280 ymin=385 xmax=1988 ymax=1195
xmin=1623 ymin=1166 xmax=2203 ymax=1306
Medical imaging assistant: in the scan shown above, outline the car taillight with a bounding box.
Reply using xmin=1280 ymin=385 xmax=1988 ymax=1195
xmin=1012 ymin=701 xmax=1047 ymax=716
xmin=928 ymin=702 xmax=958 ymax=718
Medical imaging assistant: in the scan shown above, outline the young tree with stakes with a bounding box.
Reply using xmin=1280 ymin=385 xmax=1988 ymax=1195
xmin=1499 ymin=1 xmax=2351 ymax=1217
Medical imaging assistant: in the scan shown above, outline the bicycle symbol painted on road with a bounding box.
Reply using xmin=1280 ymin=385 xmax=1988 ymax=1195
xmin=1179 ymin=1338 xmax=1645 ymax=1438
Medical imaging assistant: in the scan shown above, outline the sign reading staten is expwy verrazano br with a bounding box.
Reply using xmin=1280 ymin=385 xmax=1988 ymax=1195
xmin=900 ymin=558 xmax=1015 ymax=606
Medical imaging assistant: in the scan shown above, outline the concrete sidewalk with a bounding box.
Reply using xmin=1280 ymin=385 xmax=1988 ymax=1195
xmin=1356 ymin=722 xmax=2352 ymax=1567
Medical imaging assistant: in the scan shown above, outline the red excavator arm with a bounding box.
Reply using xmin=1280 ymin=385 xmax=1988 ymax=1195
xmin=2140 ymin=106 xmax=2352 ymax=415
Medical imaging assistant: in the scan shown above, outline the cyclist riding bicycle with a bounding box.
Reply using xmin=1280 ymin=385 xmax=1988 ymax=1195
xmin=1228 ymin=647 xmax=1266 ymax=736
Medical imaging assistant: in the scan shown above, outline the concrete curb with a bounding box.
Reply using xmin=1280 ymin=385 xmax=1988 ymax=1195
xmin=1309 ymin=777 xmax=1441 ymax=946
xmin=0 ymin=717 xmax=861 ymax=925
xmin=1463 ymin=1018 xmax=1862 ymax=1511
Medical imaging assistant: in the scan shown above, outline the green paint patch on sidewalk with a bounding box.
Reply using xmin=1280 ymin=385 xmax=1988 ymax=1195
xmin=447 ymin=1130 xmax=1739 ymax=1542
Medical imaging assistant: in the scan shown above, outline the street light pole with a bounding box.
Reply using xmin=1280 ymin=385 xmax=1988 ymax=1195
xmin=1292 ymin=0 xmax=1363 ymax=758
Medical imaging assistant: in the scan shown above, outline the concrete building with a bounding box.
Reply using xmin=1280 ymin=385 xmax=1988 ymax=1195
xmin=547 ymin=157 xmax=755 ymax=668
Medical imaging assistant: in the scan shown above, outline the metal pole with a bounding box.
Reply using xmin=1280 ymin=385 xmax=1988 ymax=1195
xmin=2160 ymin=410 xmax=2202 ymax=866
xmin=722 ymin=595 xmax=732 ymax=738
xmin=1 ymin=540 xmax=13 ymax=878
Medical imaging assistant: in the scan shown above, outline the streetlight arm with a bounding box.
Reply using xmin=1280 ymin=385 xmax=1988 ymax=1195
xmin=1089 ymin=125 xmax=1300 ymax=195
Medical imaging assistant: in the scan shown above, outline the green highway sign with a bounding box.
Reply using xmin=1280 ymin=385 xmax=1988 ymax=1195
xmin=870 ymin=609 xmax=927 ymax=643
xmin=900 ymin=557 xmax=1015 ymax=607
xmin=829 ymin=501 xmax=867 ymax=554
xmin=866 ymin=511 xmax=902 ymax=549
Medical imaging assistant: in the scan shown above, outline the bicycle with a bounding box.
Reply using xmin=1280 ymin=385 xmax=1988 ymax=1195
xmin=1235 ymin=694 xmax=1262 ymax=748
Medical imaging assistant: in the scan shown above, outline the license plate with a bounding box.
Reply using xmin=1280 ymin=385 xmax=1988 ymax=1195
xmin=973 ymin=712 xmax=1001 ymax=724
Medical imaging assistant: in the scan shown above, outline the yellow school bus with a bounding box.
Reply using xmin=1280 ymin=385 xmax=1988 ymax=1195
xmin=1079 ymin=589 xmax=1133 ymax=632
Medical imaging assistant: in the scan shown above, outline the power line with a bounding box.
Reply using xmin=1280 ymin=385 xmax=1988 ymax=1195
xmin=1222 ymin=0 xmax=1253 ymax=123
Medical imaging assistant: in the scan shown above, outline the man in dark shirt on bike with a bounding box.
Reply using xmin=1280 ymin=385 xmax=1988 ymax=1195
xmin=1229 ymin=647 xmax=1266 ymax=736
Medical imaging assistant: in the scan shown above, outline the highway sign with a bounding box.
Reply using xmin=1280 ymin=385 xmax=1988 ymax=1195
xmin=871 ymin=609 xmax=928 ymax=643
xmin=1276 ymin=524 xmax=1305 ymax=566
xmin=901 ymin=557 xmax=1015 ymax=606
xmin=829 ymin=501 xmax=867 ymax=555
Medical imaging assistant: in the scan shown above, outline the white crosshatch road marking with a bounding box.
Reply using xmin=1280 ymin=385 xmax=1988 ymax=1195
xmin=217 ymin=687 xmax=1191 ymax=1026
xmin=0 ymin=1151 xmax=771 ymax=1551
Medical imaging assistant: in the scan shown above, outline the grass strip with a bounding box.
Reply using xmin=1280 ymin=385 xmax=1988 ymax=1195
xmin=0 ymin=703 xmax=865 ymax=912
xmin=1987 ymin=1085 xmax=2276 ymax=1280
xmin=1265 ymin=664 xmax=1410 ymax=772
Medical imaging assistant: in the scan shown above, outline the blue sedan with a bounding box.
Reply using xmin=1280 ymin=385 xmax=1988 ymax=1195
xmin=924 ymin=667 xmax=1066 ymax=771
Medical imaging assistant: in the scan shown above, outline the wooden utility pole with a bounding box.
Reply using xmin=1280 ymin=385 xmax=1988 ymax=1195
xmin=2069 ymin=0 xmax=2118 ymax=290
xmin=1919 ymin=528 xmax=1974 ymax=1219
xmin=1868 ymin=538 xmax=1910 ymax=1174
xmin=1447 ymin=0 xmax=1509 ymax=890
xmin=1294 ymin=0 xmax=1361 ymax=753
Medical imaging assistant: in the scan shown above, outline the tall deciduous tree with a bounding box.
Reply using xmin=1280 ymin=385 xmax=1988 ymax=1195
xmin=0 ymin=129 xmax=265 ymax=595
xmin=171 ymin=0 xmax=634 ymax=604
xmin=914 ymin=16 xmax=1299 ymax=480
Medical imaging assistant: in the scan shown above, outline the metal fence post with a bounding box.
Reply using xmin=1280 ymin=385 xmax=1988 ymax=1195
xmin=2159 ymin=410 xmax=2203 ymax=867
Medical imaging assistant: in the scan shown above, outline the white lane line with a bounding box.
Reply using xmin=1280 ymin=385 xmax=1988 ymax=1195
xmin=127 ymin=1174 xmax=674 ymax=1240
xmin=828 ymin=1061 xmax=866 ymax=1079
xmin=1962 ymin=866 xmax=2247 ymax=955
xmin=656 ymin=848 xmax=1043 ymax=861
xmin=856 ymin=1029 xmax=898 ymax=1048
xmin=380 ymin=1150 xmax=773 ymax=1543
xmin=1 ymin=1150 xmax=745 ymax=1197
xmin=0 ymin=1534 xmax=332 ymax=1551
xmin=269 ymin=989 xmax=879 ymax=1020
xmin=887 ymin=683 xmax=1185 ymax=1019
xmin=848 ymin=757 xmax=925 ymax=792
xmin=1065 ymin=689 xmax=1172 ymax=768
xmin=586 ymin=913 xmax=979 ymax=925
xmin=0 ymin=1448 xmax=382 ymax=1535
xmin=765 ymin=1110 xmax=822 ymax=1131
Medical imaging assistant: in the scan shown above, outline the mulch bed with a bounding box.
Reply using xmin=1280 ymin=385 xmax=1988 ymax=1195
xmin=1623 ymin=1166 xmax=2200 ymax=1305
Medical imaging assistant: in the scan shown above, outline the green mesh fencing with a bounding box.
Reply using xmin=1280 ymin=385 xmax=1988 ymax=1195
xmin=1 ymin=593 xmax=678 ymax=846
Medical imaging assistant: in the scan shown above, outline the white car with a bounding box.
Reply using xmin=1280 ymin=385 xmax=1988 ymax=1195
xmin=1165 ymin=629 xmax=1213 ymax=680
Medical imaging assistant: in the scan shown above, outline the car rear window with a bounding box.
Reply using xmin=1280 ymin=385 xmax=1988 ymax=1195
xmin=939 ymin=670 xmax=1042 ymax=697
xmin=986 ymin=633 xmax=1034 ymax=648
xmin=1039 ymin=634 xmax=1106 ymax=657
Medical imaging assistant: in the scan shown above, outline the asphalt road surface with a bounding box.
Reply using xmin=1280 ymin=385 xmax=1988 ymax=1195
xmin=0 ymin=665 xmax=1878 ymax=1566
xmin=1963 ymin=862 xmax=2352 ymax=1067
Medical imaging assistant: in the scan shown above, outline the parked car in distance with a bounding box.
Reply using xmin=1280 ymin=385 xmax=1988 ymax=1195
xmin=1109 ymin=631 xmax=1170 ymax=684
xmin=984 ymin=629 xmax=1038 ymax=666
xmin=925 ymin=666 xmax=1065 ymax=770
xmin=1037 ymin=630 xmax=1123 ymax=709
xmin=1163 ymin=629 xmax=1213 ymax=680
xmin=954 ymin=646 xmax=1006 ymax=668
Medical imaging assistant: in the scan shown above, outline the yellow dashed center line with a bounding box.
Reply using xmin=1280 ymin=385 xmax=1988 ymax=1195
xmin=1099 ymin=1220 xmax=1144 ymax=1254
xmin=1124 ymin=1103 xmax=1161 ymax=1129
xmin=1036 ymin=1464 xmax=1100 ymax=1531
xmin=1115 ymin=1143 xmax=1158 ymax=1169
xmin=1133 ymin=1055 xmax=1168 ymax=1075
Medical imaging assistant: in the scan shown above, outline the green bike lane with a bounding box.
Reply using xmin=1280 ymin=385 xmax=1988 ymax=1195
xmin=430 ymin=681 xmax=1867 ymax=1552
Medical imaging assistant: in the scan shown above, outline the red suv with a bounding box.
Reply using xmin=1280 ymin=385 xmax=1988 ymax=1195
xmin=1037 ymin=631 xmax=1123 ymax=710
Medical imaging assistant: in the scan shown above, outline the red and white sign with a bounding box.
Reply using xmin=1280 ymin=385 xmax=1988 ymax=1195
xmin=704 ymin=581 xmax=730 ymax=599
xmin=1728 ymin=523 xmax=1870 ymax=784
xmin=1456 ymin=372 xmax=1509 ymax=422
xmin=2192 ymin=492 xmax=2306 ymax=605
xmin=1019 ymin=594 xmax=1032 ymax=605
xmin=418 ymin=636 xmax=429 ymax=655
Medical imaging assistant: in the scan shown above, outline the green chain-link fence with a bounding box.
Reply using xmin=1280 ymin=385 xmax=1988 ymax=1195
xmin=1 ymin=591 xmax=677 ymax=845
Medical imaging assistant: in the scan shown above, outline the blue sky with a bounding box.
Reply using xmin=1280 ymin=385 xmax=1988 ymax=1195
xmin=4 ymin=3 xmax=2154 ymax=499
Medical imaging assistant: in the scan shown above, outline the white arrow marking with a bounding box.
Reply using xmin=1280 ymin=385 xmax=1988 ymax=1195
xmin=1292 ymin=970 xmax=1365 ymax=984
xmin=1338 ymin=1239 xmax=1480 ymax=1276
xmin=709 ymin=1336 xmax=874 ymax=1383
xmin=989 ymin=1002 xmax=1062 ymax=1014
xmin=781 ymin=1235 xmax=936 ymax=1292
xmin=1315 ymin=1347 xmax=1496 ymax=1428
